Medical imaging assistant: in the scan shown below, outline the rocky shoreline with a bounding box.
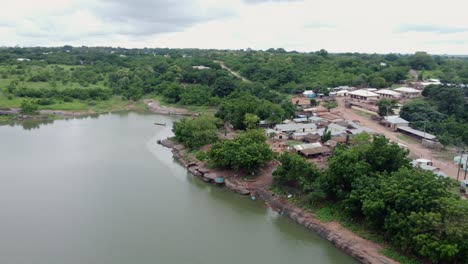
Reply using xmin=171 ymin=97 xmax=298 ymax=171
xmin=158 ymin=138 xmax=398 ymax=264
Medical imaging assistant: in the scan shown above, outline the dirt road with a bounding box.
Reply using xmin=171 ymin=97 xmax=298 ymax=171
xmin=336 ymin=97 xmax=461 ymax=180
xmin=214 ymin=60 xmax=251 ymax=83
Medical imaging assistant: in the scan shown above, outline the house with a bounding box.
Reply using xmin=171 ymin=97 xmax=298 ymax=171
xmin=266 ymin=129 xmax=287 ymax=140
xmin=309 ymin=116 xmax=329 ymax=128
xmin=348 ymin=89 xmax=379 ymax=100
xmin=336 ymin=90 xmax=349 ymax=97
xmin=17 ymin=58 xmax=30 ymax=62
xmin=293 ymin=142 xmax=322 ymax=151
xmin=293 ymin=117 xmax=309 ymax=123
xmin=375 ymin=89 xmax=401 ymax=99
xmin=304 ymin=133 xmax=321 ymax=143
xmin=411 ymin=159 xmax=440 ymax=172
xmin=290 ymin=97 xmax=311 ymax=109
xmin=383 ymin=115 xmax=409 ymax=131
xmin=394 ymin=87 xmax=421 ymax=98
xmin=259 ymin=120 xmax=273 ymax=128
xmin=275 ymin=123 xmax=317 ymax=134
xmin=192 ymin=65 xmax=210 ymax=70
xmin=298 ymin=146 xmax=332 ymax=158
xmin=302 ymin=90 xmax=316 ymax=98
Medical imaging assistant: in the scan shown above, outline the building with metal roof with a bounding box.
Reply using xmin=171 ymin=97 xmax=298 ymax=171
xmin=348 ymin=89 xmax=379 ymax=100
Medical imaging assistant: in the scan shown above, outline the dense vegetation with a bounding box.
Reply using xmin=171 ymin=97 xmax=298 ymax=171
xmin=273 ymin=134 xmax=468 ymax=263
xmin=1 ymin=47 xmax=468 ymax=115
xmin=400 ymin=85 xmax=468 ymax=146
xmin=172 ymin=116 xmax=221 ymax=149
xmin=207 ymin=129 xmax=274 ymax=172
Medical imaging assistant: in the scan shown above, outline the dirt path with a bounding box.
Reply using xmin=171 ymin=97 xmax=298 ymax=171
xmin=143 ymin=99 xmax=199 ymax=116
xmin=336 ymin=97 xmax=460 ymax=180
xmin=214 ymin=60 xmax=251 ymax=83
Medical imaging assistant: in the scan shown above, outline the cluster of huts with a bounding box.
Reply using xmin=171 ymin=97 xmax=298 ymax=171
xmin=266 ymin=116 xmax=376 ymax=159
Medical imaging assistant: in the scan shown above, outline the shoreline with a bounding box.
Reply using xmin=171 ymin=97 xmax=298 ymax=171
xmin=159 ymin=138 xmax=398 ymax=264
xmin=0 ymin=99 xmax=200 ymax=125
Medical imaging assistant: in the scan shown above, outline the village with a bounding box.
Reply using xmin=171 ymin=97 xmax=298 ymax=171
xmin=261 ymin=79 xmax=468 ymax=185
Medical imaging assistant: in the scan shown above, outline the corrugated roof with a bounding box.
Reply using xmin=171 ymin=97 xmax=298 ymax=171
xmin=293 ymin=142 xmax=323 ymax=151
xmin=398 ymin=126 xmax=436 ymax=140
xmin=375 ymin=89 xmax=401 ymax=96
xmin=348 ymin=89 xmax=379 ymax=97
xmin=384 ymin=115 xmax=409 ymax=124
xmin=275 ymin=123 xmax=317 ymax=132
xmin=394 ymin=87 xmax=420 ymax=93
xmin=299 ymin=146 xmax=331 ymax=156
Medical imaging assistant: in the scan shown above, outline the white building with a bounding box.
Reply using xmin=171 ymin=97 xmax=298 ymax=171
xmin=348 ymin=89 xmax=379 ymax=100
xmin=192 ymin=65 xmax=210 ymax=70
xmin=375 ymin=89 xmax=401 ymax=99
xmin=275 ymin=123 xmax=317 ymax=134
xmin=336 ymin=90 xmax=349 ymax=97
xmin=394 ymin=87 xmax=421 ymax=98
xmin=383 ymin=116 xmax=409 ymax=131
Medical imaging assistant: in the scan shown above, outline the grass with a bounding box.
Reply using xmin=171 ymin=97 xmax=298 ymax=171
xmin=314 ymin=204 xmax=385 ymax=244
xmin=396 ymin=134 xmax=420 ymax=144
xmin=352 ymin=108 xmax=374 ymax=117
xmin=380 ymin=248 xmax=420 ymax=264
xmin=287 ymin=140 xmax=303 ymax=147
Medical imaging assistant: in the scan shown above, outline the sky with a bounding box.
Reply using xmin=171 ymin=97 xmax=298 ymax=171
xmin=0 ymin=0 xmax=467 ymax=54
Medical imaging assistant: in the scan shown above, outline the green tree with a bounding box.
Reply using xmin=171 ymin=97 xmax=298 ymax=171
xmin=323 ymin=101 xmax=338 ymax=112
xmin=20 ymin=100 xmax=38 ymax=115
xmin=273 ymin=152 xmax=322 ymax=192
xmin=370 ymin=77 xmax=387 ymax=88
xmin=376 ymin=99 xmax=398 ymax=117
xmin=172 ymin=116 xmax=220 ymax=149
xmin=207 ymin=129 xmax=274 ymax=172
xmin=310 ymin=98 xmax=318 ymax=107
xmin=320 ymin=126 xmax=331 ymax=143
xmin=243 ymin=113 xmax=260 ymax=130
xmin=409 ymin=51 xmax=436 ymax=70
xmin=213 ymin=76 xmax=236 ymax=98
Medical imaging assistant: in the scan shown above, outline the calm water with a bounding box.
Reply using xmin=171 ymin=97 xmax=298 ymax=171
xmin=0 ymin=113 xmax=356 ymax=264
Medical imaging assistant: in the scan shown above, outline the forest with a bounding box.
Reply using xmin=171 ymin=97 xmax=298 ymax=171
xmin=1 ymin=47 xmax=467 ymax=146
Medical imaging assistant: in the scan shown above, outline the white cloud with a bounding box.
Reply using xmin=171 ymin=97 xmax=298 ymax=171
xmin=1 ymin=0 xmax=467 ymax=54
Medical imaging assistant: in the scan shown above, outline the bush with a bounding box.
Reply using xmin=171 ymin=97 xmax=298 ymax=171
xmin=172 ymin=116 xmax=220 ymax=149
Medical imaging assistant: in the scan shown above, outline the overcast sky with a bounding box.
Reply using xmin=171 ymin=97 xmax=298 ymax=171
xmin=1 ymin=0 xmax=467 ymax=54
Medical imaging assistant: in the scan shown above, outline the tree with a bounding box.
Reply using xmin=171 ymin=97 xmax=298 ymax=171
xmin=354 ymin=168 xmax=467 ymax=263
xmin=320 ymin=126 xmax=331 ymax=143
xmin=376 ymin=98 xmax=398 ymax=117
xmin=370 ymin=77 xmax=387 ymax=88
xmin=172 ymin=116 xmax=220 ymax=149
xmin=243 ymin=113 xmax=260 ymax=130
xmin=207 ymin=129 xmax=274 ymax=172
xmin=310 ymin=98 xmax=318 ymax=107
xmin=273 ymin=152 xmax=322 ymax=192
xmin=324 ymin=134 xmax=409 ymax=199
xmin=20 ymin=100 xmax=38 ymax=115
xmin=213 ymin=76 xmax=236 ymax=98
xmin=409 ymin=51 xmax=436 ymax=70
xmin=323 ymin=101 xmax=338 ymax=112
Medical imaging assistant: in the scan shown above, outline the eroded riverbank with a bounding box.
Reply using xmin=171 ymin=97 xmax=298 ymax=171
xmin=159 ymin=138 xmax=398 ymax=264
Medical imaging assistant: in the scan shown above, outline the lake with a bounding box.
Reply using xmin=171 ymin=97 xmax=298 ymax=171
xmin=0 ymin=113 xmax=356 ymax=264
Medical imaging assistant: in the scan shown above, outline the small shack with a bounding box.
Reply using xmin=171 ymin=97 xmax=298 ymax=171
xmin=299 ymin=146 xmax=331 ymax=158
